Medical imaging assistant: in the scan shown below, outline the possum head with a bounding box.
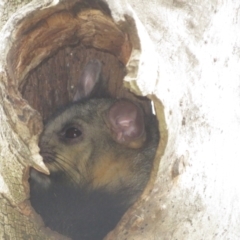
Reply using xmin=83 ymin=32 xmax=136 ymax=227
xmin=31 ymin=59 xmax=151 ymax=194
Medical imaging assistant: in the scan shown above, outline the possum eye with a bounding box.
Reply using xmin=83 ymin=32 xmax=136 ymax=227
xmin=59 ymin=125 xmax=82 ymax=141
xmin=64 ymin=127 xmax=82 ymax=139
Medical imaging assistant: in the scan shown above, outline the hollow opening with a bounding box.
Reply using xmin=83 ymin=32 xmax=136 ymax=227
xmin=6 ymin=0 xmax=165 ymax=239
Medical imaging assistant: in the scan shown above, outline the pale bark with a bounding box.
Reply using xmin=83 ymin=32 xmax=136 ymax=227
xmin=106 ymin=1 xmax=240 ymax=239
xmin=0 ymin=0 xmax=240 ymax=240
xmin=0 ymin=1 xmax=69 ymax=239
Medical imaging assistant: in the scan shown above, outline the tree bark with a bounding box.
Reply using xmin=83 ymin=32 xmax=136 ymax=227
xmin=0 ymin=0 xmax=240 ymax=240
xmin=0 ymin=1 xmax=72 ymax=239
xmin=105 ymin=1 xmax=240 ymax=239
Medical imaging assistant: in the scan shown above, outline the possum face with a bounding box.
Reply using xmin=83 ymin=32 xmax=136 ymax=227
xmin=34 ymin=98 xmax=149 ymax=192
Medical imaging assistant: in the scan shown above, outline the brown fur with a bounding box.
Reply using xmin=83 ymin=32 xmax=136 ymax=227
xmin=30 ymin=98 xmax=159 ymax=240
xmin=37 ymin=99 xmax=158 ymax=192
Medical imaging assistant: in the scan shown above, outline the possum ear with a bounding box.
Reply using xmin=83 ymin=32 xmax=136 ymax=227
xmin=73 ymin=59 xmax=102 ymax=101
xmin=106 ymin=100 xmax=146 ymax=148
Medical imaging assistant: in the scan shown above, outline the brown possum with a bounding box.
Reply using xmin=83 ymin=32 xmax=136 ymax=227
xmin=29 ymin=59 xmax=159 ymax=240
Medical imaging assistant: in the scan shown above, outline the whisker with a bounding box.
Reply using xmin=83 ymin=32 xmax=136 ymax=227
xmin=55 ymin=151 xmax=90 ymax=185
xmin=53 ymin=160 xmax=80 ymax=187
xmin=41 ymin=150 xmax=87 ymax=187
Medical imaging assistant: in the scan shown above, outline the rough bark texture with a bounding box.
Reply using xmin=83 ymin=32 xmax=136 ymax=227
xmin=0 ymin=0 xmax=240 ymax=240
xmin=105 ymin=1 xmax=240 ymax=239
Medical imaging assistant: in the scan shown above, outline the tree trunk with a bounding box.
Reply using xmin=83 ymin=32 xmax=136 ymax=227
xmin=0 ymin=0 xmax=240 ymax=239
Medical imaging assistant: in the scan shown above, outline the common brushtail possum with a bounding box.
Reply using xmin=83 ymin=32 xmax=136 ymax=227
xmin=29 ymin=59 xmax=159 ymax=240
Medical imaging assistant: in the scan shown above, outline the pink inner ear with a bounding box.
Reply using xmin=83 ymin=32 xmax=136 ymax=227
xmin=83 ymin=72 xmax=99 ymax=97
xmin=108 ymin=100 xmax=145 ymax=144
xmin=73 ymin=59 xmax=102 ymax=102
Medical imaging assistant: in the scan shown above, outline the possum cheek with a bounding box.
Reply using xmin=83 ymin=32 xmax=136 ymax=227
xmin=91 ymin=152 xmax=131 ymax=190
